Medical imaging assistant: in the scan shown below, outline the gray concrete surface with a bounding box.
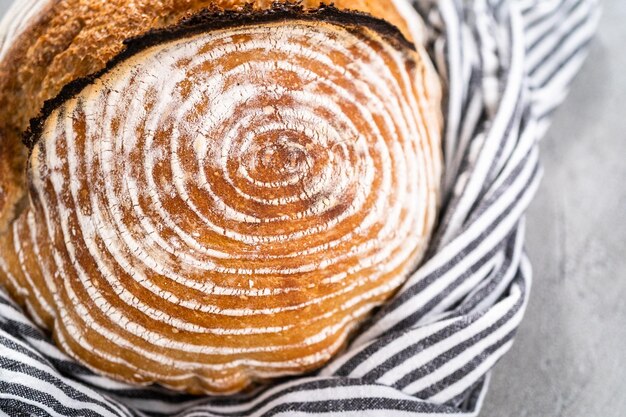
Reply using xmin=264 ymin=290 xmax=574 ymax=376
xmin=481 ymin=2 xmax=626 ymax=416
xmin=0 ymin=1 xmax=623 ymax=416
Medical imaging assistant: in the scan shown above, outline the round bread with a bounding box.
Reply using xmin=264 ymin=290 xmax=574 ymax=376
xmin=0 ymin=1 xmax=442 ymax=394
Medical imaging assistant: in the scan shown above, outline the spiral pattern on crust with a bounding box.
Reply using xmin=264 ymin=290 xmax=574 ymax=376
xmin=0 ymin=11 xmax=442 ymax=394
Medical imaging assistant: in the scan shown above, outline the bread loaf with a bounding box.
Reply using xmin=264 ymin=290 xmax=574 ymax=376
xmin=0 ymin=1 xmax=442 ymax=394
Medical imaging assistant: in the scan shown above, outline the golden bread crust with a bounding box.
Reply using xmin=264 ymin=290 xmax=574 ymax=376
xmin=0 ymin=2 xmax=442 ymax=395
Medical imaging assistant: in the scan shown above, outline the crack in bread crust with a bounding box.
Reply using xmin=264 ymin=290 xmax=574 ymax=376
xmin=25 ymin=4 xmax=416 ymax=150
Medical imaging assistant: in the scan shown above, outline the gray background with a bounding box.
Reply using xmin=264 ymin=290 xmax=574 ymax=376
xmin=0 ymin=1 xmax=623 ymax=416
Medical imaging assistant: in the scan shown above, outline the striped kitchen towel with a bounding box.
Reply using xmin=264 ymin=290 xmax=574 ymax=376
xmin=0 ymin=0 xmax=600 ymax=415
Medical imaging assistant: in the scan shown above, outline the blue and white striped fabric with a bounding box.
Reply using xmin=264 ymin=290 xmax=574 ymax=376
xmin=0 ymin=0 xmax=599 ymax=415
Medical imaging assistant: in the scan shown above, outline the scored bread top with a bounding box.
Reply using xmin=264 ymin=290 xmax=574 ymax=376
xmin=0 ymin=5 xmax=442 ymax=394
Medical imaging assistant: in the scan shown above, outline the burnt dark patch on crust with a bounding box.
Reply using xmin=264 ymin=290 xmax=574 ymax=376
xmin=23 ymin=2 xmax=415 ymax=151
